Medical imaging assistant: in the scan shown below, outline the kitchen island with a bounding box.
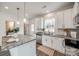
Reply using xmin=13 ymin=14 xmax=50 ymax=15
xmin=1 ymin=35 xmax=36 ymax=56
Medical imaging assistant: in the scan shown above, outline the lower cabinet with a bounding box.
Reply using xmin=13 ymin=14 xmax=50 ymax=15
xmin=9 ymin=40 xmax=36 ymax=56
xmin=42 ymin=35 xmax=65 ymax=54
xmin=52 ymin=37 xmax=65 ymax=54
xmin=42 ymin=35 xmax=52 ymax=48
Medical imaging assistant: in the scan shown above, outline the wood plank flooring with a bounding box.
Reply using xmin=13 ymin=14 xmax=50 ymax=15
xmin=36 ymin=43 xmax=64 ymax=56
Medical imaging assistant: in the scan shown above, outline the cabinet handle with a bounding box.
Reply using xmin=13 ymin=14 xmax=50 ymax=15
xmin=62 ymin=40 xmax=65 ymax=48
xmin=73 ymin=17 xmax=75 ymax=25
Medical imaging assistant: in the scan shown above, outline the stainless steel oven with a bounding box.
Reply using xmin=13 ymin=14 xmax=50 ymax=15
xmin=65 ymin=39 xmax=79 ymax=49
xmin=65 ymin=39 xmax=79 ymax=56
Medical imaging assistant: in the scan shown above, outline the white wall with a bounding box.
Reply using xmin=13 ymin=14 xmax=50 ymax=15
xmin=0 ymin=12 xmax=24 ymax=46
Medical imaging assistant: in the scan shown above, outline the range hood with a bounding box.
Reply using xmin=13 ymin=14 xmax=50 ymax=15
xmin=73 ymin=2 xmax=79 ymax=26
xmin=73 ymin=2 xmax=79 ymax=16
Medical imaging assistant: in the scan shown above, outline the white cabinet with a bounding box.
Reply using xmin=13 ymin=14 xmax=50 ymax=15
xmin=56 ymin=11 xmax=64 ymax=28
xmin=56 ymin=38 xmax=65 ymax=53
xmin=64 ymin=8 xmax=74 ymax=28
xmin=56 ymin=8 xmax=74 ymax=28
xmin=51 ymin=37 xmax=57 ymax=49
xmin=10 ymin=40 xmax=36 ymax=56
xmin=42 ymin=35 xmax=52 ymax=48
xmin=42 ymin=35 xmax=65 ymax=54
xmin=34 ymin=17 xmax=42 ymax=32
xmin=51 ymin=37 xmax=65 ymax=54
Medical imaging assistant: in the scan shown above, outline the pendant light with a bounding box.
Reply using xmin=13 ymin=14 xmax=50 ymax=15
xmin=23 ymin=2 xmax=29 ymax=24
xmin=16 ymin=8 xmax=20 ymax=25
xmin=23 ymin=2 xmax=26 ymax=35
xmin=23 ymin=2 xmax=26 ymax=23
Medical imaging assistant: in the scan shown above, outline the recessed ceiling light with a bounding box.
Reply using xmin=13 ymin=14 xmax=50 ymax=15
xmin=45 ymin=13 xmax=52 ymax=17
xmin=46 ymin=10 xmax=50 ymax=13
xmin=4 ymin=6 xmax=8 ymax=9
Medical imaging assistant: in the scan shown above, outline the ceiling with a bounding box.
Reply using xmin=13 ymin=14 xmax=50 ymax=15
xmin=0 ymin=2 xmax=74 ymax=19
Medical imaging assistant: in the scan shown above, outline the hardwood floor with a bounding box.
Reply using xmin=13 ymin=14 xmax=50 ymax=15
xmin=36 ymin=43 xmax=64 ymax=56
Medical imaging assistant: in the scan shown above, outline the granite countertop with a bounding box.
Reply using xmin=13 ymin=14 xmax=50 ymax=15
xmin=35 ymin=31 xmax=79 ymax=41
xmin=43 ymin=34 xmax=79 ymax=41
xmin=1 ymin=35 xmax=36 ymax=51
xmin=65 ymin=46 xmax=79 ymax=56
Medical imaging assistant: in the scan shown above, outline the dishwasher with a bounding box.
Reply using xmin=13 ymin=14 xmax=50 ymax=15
xmin=36 ymin=32 xmax=43 ymax=44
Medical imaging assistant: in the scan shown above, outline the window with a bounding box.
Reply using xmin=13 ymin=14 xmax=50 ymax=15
xmin=44 ymin=18 xmax=55 ymax=32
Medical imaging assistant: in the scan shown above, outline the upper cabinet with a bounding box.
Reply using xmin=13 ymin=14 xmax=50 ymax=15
xmin=56 ymin=8 xmax=75 ymax=28
xmin=73 ymin=2 xmax=79 ymax=26
xmin=63 ymin=8 xmax=74 ymax=28
xmin=56 ymin=11 xmax=64 ymax=28
xmin=34 ymin=18 xmax=41 ymax=30
xmin=31 ymin=4 xmax=76 ymax=32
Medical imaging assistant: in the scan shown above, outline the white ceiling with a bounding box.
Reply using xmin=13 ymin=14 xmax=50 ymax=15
xmin=0 ymin=2 xmax=74 ymax=19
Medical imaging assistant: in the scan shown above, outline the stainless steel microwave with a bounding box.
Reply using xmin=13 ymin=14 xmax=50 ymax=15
xmin=74 ymin=14 xmax=79 ymax=25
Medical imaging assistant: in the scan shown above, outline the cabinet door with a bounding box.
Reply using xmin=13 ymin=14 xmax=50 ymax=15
xmin=46 ymin=37 xmax=52 ymax=48
xmin=56 ymin=11 xmax=64 ymax=28
xmin=57 ymin=38 xmax=65 ymax=53
xmin=42 ymin=35 xmax=46 ymax=46
xmin=52 ymin=37 xmax=65 ymax=54
xmin=51 ymin=37 xmax=57 ymax=49
xmin=34 ymin=18 xmax=41 ymax=31
xmin=42 ymin=35 xmax=52 ymax=48
xmin=64 ymin=9 xmax=74 ymax=28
